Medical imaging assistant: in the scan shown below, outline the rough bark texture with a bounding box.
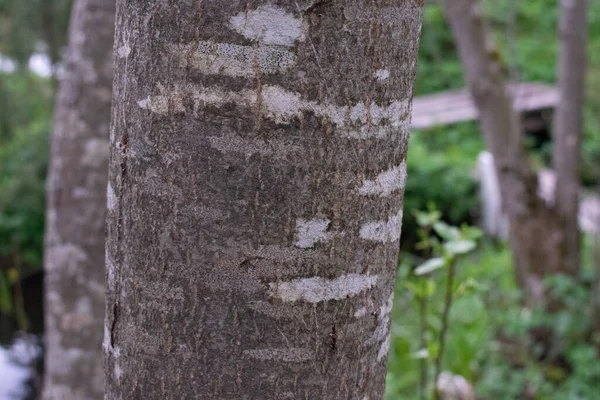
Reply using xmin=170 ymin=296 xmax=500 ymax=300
xmin=440 ymin=0 xmax=564 ymax=307
xmin=43 ymin=0 xmax=115 ymax=398
xmin=104 ymin=1 xmax=423 ymax=398
xmin=552 ymin=0 xmax=588 ymax=277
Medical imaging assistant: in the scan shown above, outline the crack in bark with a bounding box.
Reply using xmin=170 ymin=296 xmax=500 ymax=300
xmin=110 ymin=301 xmax=120 ymax=348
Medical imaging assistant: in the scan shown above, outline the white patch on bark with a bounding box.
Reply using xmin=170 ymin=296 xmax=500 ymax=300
xmin=374 ymin=69 xmax=390 ymax=81
xmin=102 ymin=324 xmax=111 ymax=353
xmin=295 ymin=218 xmax=331 ymax=248
xmin=364 ymin=292 xmax=394 ymax=361
xmin=82 ymin=138 xmax=109 ymax=167
xmin=377 ymin=333 xmax=391 ymax=361
xmin=268 ymin=273 xmax=377 ymax=303
xmin=242 ymin=348 xmax=312 ymax=362
xmin=137 ymin=84 xmax=186 ymax=115
xmin=359 ymin=209 xmax=403 ymax=243
xmin=106 ymin=183 xmax=117 ymax=211
xmin=207 ymin=132 xmax=300 ymax=157
xmin=117 ymin=45 xmax=131 ymax=58
xmin=169 ymin=42 xmax=296 ymax=78
xmin=258 ymin=85 xmax=411 ymax=138
xmin=137 ymin=96 xmax=168 ymax=115
xmin=229 ymin=5 xmax=305 ymax=46
xmin=354 ymin=307 xmax=367 ymax=318
xmin=359 ymin=161 xmax=407 ymax=197
xmin=138 ymin=84 xmax=411 ymax=138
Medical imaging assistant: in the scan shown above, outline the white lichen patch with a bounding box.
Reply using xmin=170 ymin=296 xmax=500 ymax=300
xmin=366 ymin=292 xmax=394 ymax=361
xmin=374 ymin=69 xmax=390 ymax=81
xmin=169 ymin=42 xmax=296 ymax=78
xmin=106 ymin=183 xmax=117 ymax=212
xmin=243 ymin=348 xmax=312 ymax=362
xmin=258 ymin=85 xmax=411 ymax=138
xmin=359 ymin=161 xmax=407 ymax=197
xmin=229 ymin=5 xmax=305 ymax=46
xmin=207 ymin=132 xmax=300 ymax=158
xmin=138 ymin=83 xmax=411 ymax=138
xmin=117 ymin=45 xmax=131 ymax=58
xmin=371 ymin=293 xmax=394 ymax=342
xmin=359 ymin=209 xmax=403 ymax=243
xmin=102 ymin=323 xmax=112 ymax=353
xmin=137 ymin=95 xmax=168 ymax=115
xmin=269 ymin=273 xmax=377 ymax=303
xmin=295 ymin=218 xmax=331 ymax=248
xmin=354 ymin=307 xmax=367 ymax=318
xmin=377 ymin=333 xmax=391 ymax=361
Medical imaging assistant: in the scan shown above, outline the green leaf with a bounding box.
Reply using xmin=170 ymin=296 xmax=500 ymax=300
xmin=444 ymin=240 xmax=476 ymax=255
xmin=460 ymin=225 xmax=483 ymax=240
xmin=414 ymin=257 xmax=446 ymax=275
xmin=414 ymin=209 xmax=442 ymax=227
xmin=433 ymin=221 xmax=460 ymax=240
xmin=411 ymin=348 xmax=429 ymax=359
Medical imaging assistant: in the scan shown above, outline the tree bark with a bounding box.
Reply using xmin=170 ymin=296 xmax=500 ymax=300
xmin=552 ymin=0 xmax=588 ymax=277
xmin=439 ymin=0 xmax=564 ymax=307
xmin=43 ymin=0 xmax=115 ymax=398
xmin=104 ymin=1 xmax=423 ymax=398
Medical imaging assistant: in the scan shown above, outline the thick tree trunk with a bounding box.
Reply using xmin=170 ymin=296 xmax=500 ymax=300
xmin=552 ymin=0 xmax=588 ymax=277
xmin=43 ymin=0 xmax=115 ymax=398
xmin=104 ymin=1 xmax=423 ymax=398
xmin=439 ymin=0 xmax=564 ymax=307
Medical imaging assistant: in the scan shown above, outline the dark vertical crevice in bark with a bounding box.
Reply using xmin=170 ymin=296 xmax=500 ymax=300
xmin=42 ymin=0 xmax=115 ymax=398
xmin=105 ymin=1 xmax=423 ymax=398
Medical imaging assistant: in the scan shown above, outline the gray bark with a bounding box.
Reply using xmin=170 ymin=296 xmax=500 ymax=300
xmin=440 ymin=0 xmax=564 ymax=307
xmin=552 ymin=0 xmax=588 ymax=276
xmin=104 ymin=1 xmax=423 ymax=398
xmin=43 ymin=0 xmax=115 ymax=398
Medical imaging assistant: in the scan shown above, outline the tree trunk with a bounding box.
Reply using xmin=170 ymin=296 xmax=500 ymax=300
xmin=552 ymin=0 xmax=588 ymax=277
xmin=43 ymin=0 xmax=115 ymax=398
xmin=439 ymin=0 xmax=564 ymax=307
xmin=104 ymin=1 xmax=423 ymax=398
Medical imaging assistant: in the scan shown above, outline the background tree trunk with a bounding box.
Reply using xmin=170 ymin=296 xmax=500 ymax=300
xmin=43 ymin=0 xmax=115 ymax=398
xmin=439 ymin=0 xmax=568 ymax=307
xmin=552 ymin=0 xmax=588 ymax=277
xmin=104 ymin=1 xmax=423 ymax=398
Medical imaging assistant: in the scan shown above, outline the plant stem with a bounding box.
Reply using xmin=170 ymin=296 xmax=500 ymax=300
xmin=433 ymin=258 xmax=456 ymax=400
xmin=419 ymin=295 xmax=428 ymax=400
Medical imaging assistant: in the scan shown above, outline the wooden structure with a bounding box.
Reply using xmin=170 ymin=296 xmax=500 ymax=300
xmin=410 ymin=82 xmax=600 ymax=237
xmin=411 ymin=82 xmax=559 ymax=129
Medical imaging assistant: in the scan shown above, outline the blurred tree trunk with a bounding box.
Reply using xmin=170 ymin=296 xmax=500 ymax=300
xmin=104 ymin=1 xmax=423 ymax=398
xmin=43 ymin=0 xmax=115 ymax=398
xmin=552 ymin=0 xmax=588 ymax=277
xmin=439 ymin=0 xmax=567 ymax=307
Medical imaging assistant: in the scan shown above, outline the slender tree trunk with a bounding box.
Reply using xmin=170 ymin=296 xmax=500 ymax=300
xmin=439 ymin=0 xmax=564 ymax=307
xmin=105 ymin=1 xmax=423 ymax=398
xmin=43 ymin=0 xmax=115 ymax=398
xmin=552 ymin=0 xmax=588 ymax=277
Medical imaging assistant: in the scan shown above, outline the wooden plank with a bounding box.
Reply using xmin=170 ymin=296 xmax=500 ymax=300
xmin=411 ymin=83 xmax=558 ymax=129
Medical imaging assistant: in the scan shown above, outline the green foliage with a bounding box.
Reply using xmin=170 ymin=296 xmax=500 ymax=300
xmin=402 ymin=124 xmax=483 ymax=248
xmin=387 ymin=211 xmax=482 ymax=399
xmin=387 ymin=219 xmax=600 ymax=399
xmin=476 ymin=272 xmax=600 ymax=400
xmin=0 ymin=71 xmax=53 ymax=271
xmin=0 ymin=0 xmax=72 ymax=65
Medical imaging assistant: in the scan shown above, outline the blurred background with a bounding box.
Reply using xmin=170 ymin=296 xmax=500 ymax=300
xmin=0 ymin=0 xmax=599 ymax=399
